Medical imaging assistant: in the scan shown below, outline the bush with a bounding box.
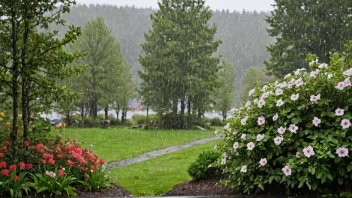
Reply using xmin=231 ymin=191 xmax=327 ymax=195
xmin=210 ymin=117 xmax=224 ymax=126
xmin=83 ymin=117 xmax=101 ymax=128
xmin=188 ymin=150 xmax=221 ymax=180
xmin=218 ymin=42 xmax=352 ymax=195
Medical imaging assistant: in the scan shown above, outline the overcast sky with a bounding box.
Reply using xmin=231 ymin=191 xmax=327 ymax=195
xmin=75 ymin=0 xmax=275 ymax=12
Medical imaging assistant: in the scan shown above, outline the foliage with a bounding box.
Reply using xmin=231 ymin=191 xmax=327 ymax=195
xmin=0 ymin=171 xmax=30 ymax=197
xmin=214 ymin=60 xmax=236 ymax=121
xmin=209 ymin=118 xmax=224 ymax=126
xmin=218 ymin=42 xmax=352 ymax=195
xmin=188 ymin=150 xmax=221 ymax=180
xmin=265 ymin=0 xmax=352 ymax=77
xmin=83 ymin=117 xmax=101 ymax=128
xmin=240 ymin=67 xmax=266 ymax=102
xmin=139 ymin=0 xmax=221 ymax=128
xmin=78 ymin=166 xmax=111 ymax=192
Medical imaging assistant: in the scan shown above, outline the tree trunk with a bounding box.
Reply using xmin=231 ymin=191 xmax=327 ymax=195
xmin=197 ymin=108 xmax=202 ymax=119
xmin=116 ymin=107 xmax=120 ymax=123
xmin=222 ymin=110 xmax=227 ymax=121
xmin=146 ymin=104 xmax=149 ymax=123
xmin=104 ymin=106 xmax=109 ymax=120
xmin=121 ymin=108 xmax=125 ymax=124
xmin=22 ymin=80 xmax=29 ymax=162
xmin=180 ymin=99 xmax=185 ymax=129
xmin=66 ymin=110 xmax=71 ymax=127
xmin=172 ymin=99 xmax=178 ymax=114
xmin=187 ymin=99 xmax=191 ymax=116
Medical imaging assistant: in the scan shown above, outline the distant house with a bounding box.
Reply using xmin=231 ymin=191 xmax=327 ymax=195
xmin=129 ymin=99 xmax=142 ymax=111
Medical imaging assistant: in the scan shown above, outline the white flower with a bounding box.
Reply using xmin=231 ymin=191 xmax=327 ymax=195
xmin=233 ymin=142 xmax=239 ymax=150
xmin=284 ymin=73 xmax=292 ymax=79
xmin=296 ymin=152 xmax=301 ymax=158
xmin=257 ymin=134 xmax=264 ymax=142
xmin=241 ymin=116 xmax=248 ymax=125
xmin=294 ymin=68 xmax=306 ymax=75
xmin=341 ymin=119 xmax=351 ymax=129
xmin=262 ymin=85 xmax=269 ymax=92
xmin=336 ymin=148 xmax=349 ymax=157
xmin=343 ymin=68 xmax=352 ymax=76
xmin=276 ymin=99 xmax=284 ymax=107
xmin=245 ymin=101 xmax=251 ymax=108
xmin=275 ymin=88 xmax=283 ymax=96
xmin=279 ymin=81 xmax=288 ymax=88
xmin=277 ymin=126 xmax=286 ymax=134
xmin=224 ymin=123 xmax=230 ymax=130
xmin=258 ymin=99 xmax=265 ymax=108
xmin=289 ymin=124 xmax=298 ymax=133
xmin=318 ymin=63 xmax=328 ymax=69
xmin=223 ymin=152 xmax=228 ymax=158
xmin=240 ymin=165 xmax=247 ymax=173
xmin=241 ymin=133 xmax=247 ymax=140
xmin=247 ymin=142 xmax=255 ymax=150
xmin=233 ymin=131 xmax=237 ymax=135
xmin=257 ymin=116 xmax=265 ymax=126
xmin=345 ymin=77 xmax=351 ymax=87
xmin=221 ymin=158 xmax=226 ymax=165
xmin=260 ymin=92 xmax=270 ymax=99
xmin=290 ymin=93 xmax=299 ymax=101
xmin=312 ymin=117 xmax=321 ymax=127
xmin=272 ymin=113 xmax=278 ymax=121
xmin=310 ymin=69 xmax=320 ymax=78
xmin=303 ymin=146 xmax=315 ymax=158
xmin=248 ymin=89 xmax=255 ymax=96
xmin=214 ymin=130 xmax=219 ymax=136
xmin=287 ymin=81 xmax=293 ymax=89
xmin=259 ymin=158 xmax=267 ymax=166
xmin=274 ymin=136 xmax=283 ymax=145
xmin=335 ymin=108 xmax=344 ymax=116
xmin=328 ymin=73 xmax=333 ymax=79
xmin=295 ymin=78 xmax=304 ymax=87
xmin=310 ymin=94 xmax=321 ymax=103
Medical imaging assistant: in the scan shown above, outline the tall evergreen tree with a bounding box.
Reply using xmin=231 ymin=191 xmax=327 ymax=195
xmin=139 ymin=0 xmax=221 ymax=128
xmin=265 ymin=0 xmax=352 ymax=77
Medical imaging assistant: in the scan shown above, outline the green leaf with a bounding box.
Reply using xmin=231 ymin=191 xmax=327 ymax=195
xmin=339 ymin=168 xmax=346 ymax=176
xmin=347 ymin=164 xmax=352 ymax=172
xmin=327 ymin=174 xmax=333 ymax=181
xmin=269 ymin=176 xmax=274 ymax=184
xmin=306 ymin=181 xmax=311 ymax=190
xmin=298 ymin=178 xmax=306 ymax=188
xmin=338 ymin=178 xmax=344 ymax=185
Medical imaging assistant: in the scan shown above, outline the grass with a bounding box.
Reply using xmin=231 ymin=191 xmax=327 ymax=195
xmin=109 ymin=140 xmax=220 ymax=196
xmin=54 ymin=127 xmax=215 ymax=162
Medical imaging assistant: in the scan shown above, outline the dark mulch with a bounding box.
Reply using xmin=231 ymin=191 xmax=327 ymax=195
xmin=76 ymin=183 xmax=131 ymax=197
xmin=163 ymin=177 xmax=234 ymax=196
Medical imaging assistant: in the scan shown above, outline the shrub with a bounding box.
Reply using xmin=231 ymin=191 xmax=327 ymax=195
xmin=210 ymin=117 xmax=224 ymax=126
xmin=218 ymin=42 xmax=352 ymax=195
xmin=83 ymin=117 xmax=101 ymax=128
xmin=188 ymin=150 xmax=221 ymax=180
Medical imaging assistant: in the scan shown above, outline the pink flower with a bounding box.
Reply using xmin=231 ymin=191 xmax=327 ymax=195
xmin=277 ymin=126 xmax=286 ymax=134
xmin=336 ymin=81 xmax=346 ymax=90
xmin=336 ymin=148 xmax=349 ymax=157
xmin=312 ymin=117 xmax=321 ymax=127
xmin=224 ymin=123 xmax=230 ymax=131
xmin=241 ymin=134 xmax=247 ymax=140
xmin=233 ymin=142 xmax=239 ymax=150
xmin=214 ymin=130 xmax=219 ymax=136
xmin=282 ymin=166 xmax=291 ymax=176
xmin=241 ymin=116 xmax=248 ymax=125
xmin=310 ymin=70 xmax=320 ymax=78
xmin=276 ymin=99 xmax=284 ymax=107
xmin=275 ymin=88 xmax=283 ymax=96
xmin=247 ymin=142 xmax=255 ymax=150
xmin=259 ymin=158 xmax=267 ymax=166
xmin=274 ymin=136 xmax=283 ymax=145
xmin=288 ymin=124 xmax=298 ymax=133
xmin=295 ymin=78 xmax=304 ymax=87
xmin=303 ymin=146 xmax=315 ymax=158
xmin=290 ymin=93 xmax=299 ymax=101
xmin=310 ymin=94 xmax=321 ymax=103
xmin=341 ymin=119 xmax=351 ymax=129
xmin=256 ymin=134 xmax=264 ymax=142
xmin=248 ymin=89 xmax=255 ymax=96
xmin=335 ymin=108 xmax=344 ymax=116
xmin=240 ymin=165 xmax=247 ymax=173
xmin=257 ymin=116 xmax=265 ymax=126
xmin=318 ymin=63 xmax=328 ymax=69
xmin=343 ymin=68 xmax=352 ymax=76
xmin=345 ymin=77 xmax=351 ymax=87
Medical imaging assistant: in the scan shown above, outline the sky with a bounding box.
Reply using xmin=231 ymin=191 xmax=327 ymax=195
xmin=75 ymin=0 xmax=275 ymax=12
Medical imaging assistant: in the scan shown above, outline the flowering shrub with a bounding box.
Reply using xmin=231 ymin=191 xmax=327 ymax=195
xmin=218 ymin=42 xmax=352 ymax=195
xmin=0 ymin=112 xmax=111 ymax=197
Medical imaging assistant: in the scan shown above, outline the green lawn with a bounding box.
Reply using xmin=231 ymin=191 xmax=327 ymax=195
xmin=54 ymin=127 xmax=215 ymax=162
xmin=109 ymin=140 xmax=220 ymax=196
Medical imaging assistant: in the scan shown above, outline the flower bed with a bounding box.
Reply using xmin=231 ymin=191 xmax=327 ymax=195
xmin=218 ymin=42 xmax=352 ymax=195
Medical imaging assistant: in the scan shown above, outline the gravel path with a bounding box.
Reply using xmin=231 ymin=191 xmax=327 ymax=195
xmin=105 ymin=136 xmax=220 ymax=169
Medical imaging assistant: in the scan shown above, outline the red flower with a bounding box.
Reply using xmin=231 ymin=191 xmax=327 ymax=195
xmin=9 ymin=164 xmax=16 ymax=171
xmin=3 ymin=140 xmax=9 ymax=146
xmin=0 ymin=153 xmax=4 ymax=158
xmin=13 ymin=175 xmax=19 ymax=181
xmin=48 ymin=159 xmax=55 ymax=165
xmin=37 ymin=143 xmax=43 ymax=152
xmin=41 ymin=159 xmax=46 ymax=164
xmin=43 ymin=153 xmax=53 ymax=159
xmin=59 ymin=139 xmax=63 ymax=146
xmin=20 ymin=162 xmax=25 ymax=170
xmin=23 ymin=141 xmax=29 ymax=147
xmin=90 ymin=165 xmax=96 ymax=172
xmin=0 ymin=161 xmax=6 ymax=168
xmin=57 ymin=154 xmax=65 ymax=158
xmin=1 ymin=146 xmax=7 ymax=151
xmin=1 ymin=169 xmax=9 ymax=177
xmin=66 ymin=137 xmax=70 ymax=141
xmin=67 ymin=160 xmax=75 ymax=167
xmin=55 ymin=147 xmax=61 ymax=153
xmin=58 ymin=169 xmax=65 ymax=177
xmin=80 ymin=166 xmax=84 ymax=171
xmin=84 ymin=173 xmax=89 ymax=178
xmin=26 ymin=163 xmax=32 ymax=169
xmin=97 ymin=159 xmax=104 ymax=166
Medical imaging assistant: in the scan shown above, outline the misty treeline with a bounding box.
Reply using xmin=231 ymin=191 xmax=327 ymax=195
xmin=51 ymin=4 xmax=272 ymax=101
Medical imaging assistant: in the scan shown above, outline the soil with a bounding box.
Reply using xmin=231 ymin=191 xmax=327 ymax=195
xmin=76 ymin=183 xmax=131 ymax=197
xmin=163 ymin=177 xmax=234 ymax=196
